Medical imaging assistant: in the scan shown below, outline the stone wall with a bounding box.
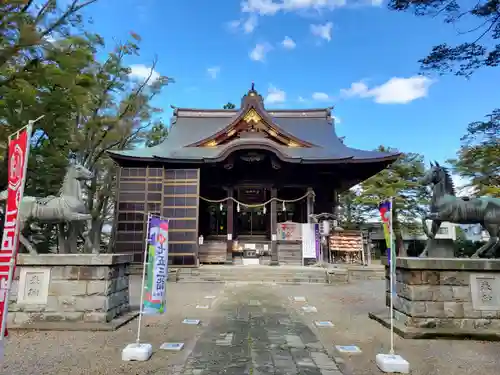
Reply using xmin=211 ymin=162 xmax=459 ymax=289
xmin=383 ymin=257 xmax=500 ymax=335
xmin=8 ymin=254 xmax=135 ymax=330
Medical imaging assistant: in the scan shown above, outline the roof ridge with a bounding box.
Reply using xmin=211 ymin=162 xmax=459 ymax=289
xmin=173 ymin=107 xmax=331 ymax=113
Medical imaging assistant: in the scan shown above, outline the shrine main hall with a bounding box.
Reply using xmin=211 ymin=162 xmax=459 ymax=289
xmin=108 ymin=85 xmax=399 ymax=266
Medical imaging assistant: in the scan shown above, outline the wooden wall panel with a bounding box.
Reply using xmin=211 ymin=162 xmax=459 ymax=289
xmin=163 ymin=169 xmax=200 ymax=266
xmin=114 ymin=167 xmax=163 ymax=263
xmin=113 ymin=167 xmax=200 ymax=266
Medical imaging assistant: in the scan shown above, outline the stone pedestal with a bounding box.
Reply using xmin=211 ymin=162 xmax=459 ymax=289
xmin=422 ymin=238 xmax=455 ymax=258
xmin=369 ymin=257 xmax=500 ymax=340
xmin=8 ymin=254 xmax=138 ymax=331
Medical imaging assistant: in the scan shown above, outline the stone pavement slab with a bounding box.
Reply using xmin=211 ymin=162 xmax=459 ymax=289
xmin=277 ymin=281 xmax=500 ymax=375
xmin=180 ymin=285 xmax=342 ymax=375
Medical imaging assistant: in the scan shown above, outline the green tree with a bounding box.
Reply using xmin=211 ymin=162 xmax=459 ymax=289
xmin=0 ymin=0 xmax=99 ymax=193
xmin=145 ymin=123 xmax=169 ymax=147
xmin=70 ymin=36 xmax=173 ymax=250
xmin=447 ymin=110 xmax=500 ymax=196
xmin=388 ymin=0 xmax=499 ymax=77
xmin=223 ymin=102 xmax=236 ymax=109
xmin=355 ymin=146 xmax=429 ymax=256
xmin=0 ymin=2 xmax=174 ymax=253
xmin=388 ymin=0 xmax=499 ymax=197
xmin=338 ymin=188 xmax=368 ymax=229
xmin=0 ymin=1 xmax=100 ymax=252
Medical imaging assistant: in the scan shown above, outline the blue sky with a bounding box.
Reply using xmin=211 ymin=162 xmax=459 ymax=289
xmin=82 ymin=0 xmax=499 ymax=169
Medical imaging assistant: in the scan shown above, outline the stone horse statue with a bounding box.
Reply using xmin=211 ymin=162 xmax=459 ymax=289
xmin=0 ymin=164 xmax=96 ymax=254
xmin=420 ymin=161 xmax=500 ymax=258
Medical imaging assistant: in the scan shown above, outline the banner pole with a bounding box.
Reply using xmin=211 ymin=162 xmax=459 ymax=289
xmin=375 ymin=198 xmax=409 ymax=374
xmin=136 ymin=212 xmax=151 ymax=345
xmin=0 ymin=122 xmax=33 ymax=344
xmin=389 ymin=197 xmax=395 ymax=355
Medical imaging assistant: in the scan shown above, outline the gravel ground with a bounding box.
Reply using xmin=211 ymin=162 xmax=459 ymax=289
xmin=277 ymin=280 xmax=500 ymax=375
xmin=2 ymin=277 xmax=500 ymax=375
xmin=2 ymin=279 xmax=225 ymax=375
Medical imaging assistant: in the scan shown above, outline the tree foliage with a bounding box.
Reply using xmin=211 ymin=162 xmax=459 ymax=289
xmin=223 ymin=102 xmax=236 ymax=109
xmin=389 ymin=0 xmax=500 ymax=198
xmin=355 ymin=146 xmax=429 ymax=255
xmin=447 ymin=110 xmax=500 ymax=196
xmin=0 ymin=0 xmax=99 ymax=193
xmin=337 ymin=189 xmax=368 ymax=229
xmin=388 ymin=0 xmax=500 ymax=77
xmin=0 ymin=0 xmax=174 ymax=253
xmin=69 ymin=37 xmax=173 ymax=250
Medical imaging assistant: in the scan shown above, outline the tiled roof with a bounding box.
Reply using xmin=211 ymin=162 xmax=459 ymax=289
xmin=108 ymin=108 xmax=399 ymax=164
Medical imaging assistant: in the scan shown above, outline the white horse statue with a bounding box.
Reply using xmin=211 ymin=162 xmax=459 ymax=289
xmin=0 ymin=164 xmax=95 ymax=254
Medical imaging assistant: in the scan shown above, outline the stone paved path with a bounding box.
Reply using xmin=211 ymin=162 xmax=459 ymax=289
xmin=181 ymin=285 xmax=342 ymax=375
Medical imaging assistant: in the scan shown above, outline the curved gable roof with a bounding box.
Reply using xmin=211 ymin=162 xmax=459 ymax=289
xmin=108 ymin=86 xmax=400 ymax=164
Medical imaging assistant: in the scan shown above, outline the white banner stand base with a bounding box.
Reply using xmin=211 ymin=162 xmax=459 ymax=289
xmin=376 ymin=353 xmax=410 ymax=373
xmin=122 ymin=343 xmax=153 ymax=362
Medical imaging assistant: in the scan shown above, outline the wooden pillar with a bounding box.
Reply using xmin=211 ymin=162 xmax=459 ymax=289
xmin=270 ymin=187 xmax=278 ymax=265
xmin=333 ymin=189 xmax=339 ymax=225
xmin=225 ymin=188 xmax=234 ymax=264
xmin=306 ymin=187 xmax=314 ymax=223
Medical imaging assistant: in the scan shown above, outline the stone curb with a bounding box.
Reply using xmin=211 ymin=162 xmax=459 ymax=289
xmin=369 ymin=310 xmax=500 ymax=341
xmin=9 ymin=310 xmax=139 ymax=331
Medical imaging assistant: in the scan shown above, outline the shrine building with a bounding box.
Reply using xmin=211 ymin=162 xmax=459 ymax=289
xmin=108 ymin=85 xmax=399 ymax=266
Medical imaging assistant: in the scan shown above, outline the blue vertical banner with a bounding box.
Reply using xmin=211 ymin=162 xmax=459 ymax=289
xmin=143 ymin=216 xmax=169 ymax=315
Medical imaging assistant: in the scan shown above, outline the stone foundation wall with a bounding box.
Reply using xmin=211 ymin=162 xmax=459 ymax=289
xmin=384 ymin=257 xmax=500 ymax=332
xmin=8 ymin=254 xmax=133 ymax=329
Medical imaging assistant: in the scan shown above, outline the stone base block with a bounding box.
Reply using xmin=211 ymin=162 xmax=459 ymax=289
xmin=422 ymin=238 xmax=455 ymax=258
xmin=8 ymin=254 xmax=136 ymax=331
xmin=369 ymin=309 xmax=500 ymax=341
xmin=379 ymin=257 xmax=500 ymax=340
xmin=327 ymin=269 xmax=348 ymax=284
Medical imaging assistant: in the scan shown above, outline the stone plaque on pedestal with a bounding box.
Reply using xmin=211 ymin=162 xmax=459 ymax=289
xmin=17 ymin=267 xmax=50 ymax=305
xmin=9 ymin=254 xmax=136 ymax=331
xmin=470 ymin=274 xmax=500 ymax=311
xmin=370 ymin=257 xmax=500 ymax=340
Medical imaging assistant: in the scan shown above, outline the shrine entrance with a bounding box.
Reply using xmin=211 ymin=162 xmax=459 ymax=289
xmin=236 ymin=187 xmax=270 ymax=237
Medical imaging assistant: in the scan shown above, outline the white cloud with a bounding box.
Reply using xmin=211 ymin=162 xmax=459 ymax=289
xmin=281 ymin=36 xmax=296 ymax=49
xmin=340 ymin=81 xmax=369 ymax=97
xmin=266 ymin=85 xmax=286 ymax=104
xmin=243 ymin=15 xmax=258 ymax=33
xmin=207 ymin=66 xmax=220 ymax=79
xmin=452 ymin=174 xmax=476 ymax=197
xmin=242 ymin=0 xmax=348 ymax=16
xmin=249 ymin=43 xmax=272 ymax=62
xmin=228 ymin=15 xmax=258 ymax=33
xmin=340 ymin=76 xmax=434 ymax=104
xmin=228 ymin=19 xmax=242 ymax=30
xmin=298 ymin=96 xmax=306 ymax=102
xmin=233 ymin=0 xmax=377 ymax=33
xmin=312 ymin=92 xmax=331 ymax=101
xmin=129 ymin=64 xmax=160 ymax=83
xmin=310 ymin=22 xmax=333 ymax=42
xmin=333 ymin=115 xmax=341 ymax=124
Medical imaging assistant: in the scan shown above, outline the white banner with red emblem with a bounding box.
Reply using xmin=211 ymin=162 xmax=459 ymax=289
xmin=0 ymin=123 xmax=33 ymax=346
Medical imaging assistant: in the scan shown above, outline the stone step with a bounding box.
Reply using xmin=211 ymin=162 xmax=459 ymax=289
xmin=186 ymin=273 xmax=326 ymax=279
xmin=178 ymin=278 xmax=328 ymax=284
xmin=178 ymin=273 xmax=328 ymax=282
